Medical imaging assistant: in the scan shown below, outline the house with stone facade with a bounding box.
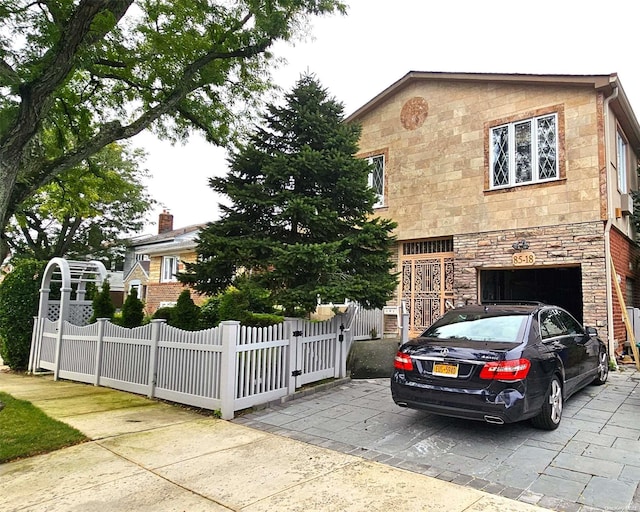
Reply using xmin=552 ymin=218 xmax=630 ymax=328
xmin=123 ymin=210 xmax=206 ymax=315
xmin=348 ymin=71 xmax=640 ymax=356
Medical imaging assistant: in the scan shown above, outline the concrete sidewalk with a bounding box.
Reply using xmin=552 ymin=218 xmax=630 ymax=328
xmin=0 ymin=368 xmax=551 ymax=512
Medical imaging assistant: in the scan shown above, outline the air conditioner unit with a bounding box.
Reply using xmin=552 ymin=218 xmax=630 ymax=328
xmin=621 ymin=193 xmax=634 ymax=215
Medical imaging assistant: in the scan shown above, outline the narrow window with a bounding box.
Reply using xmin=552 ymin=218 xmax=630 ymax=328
xmin=492 ymin=126 xmax=509 ymax=187
xmin=537 ymin=115 xmax=557 ymax=180
xmin=617 ymin=131 xmax=628 ymax=193
xmin=367 ymin=155 xmax=385 ymax=207
xmin=161 ymin=256 xmax=178 ymax=283
xmin=514 ymin=120 xmax=532 ymax=183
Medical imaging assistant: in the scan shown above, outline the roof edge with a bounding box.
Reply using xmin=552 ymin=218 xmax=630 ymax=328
xmin=345 ymin=71 xmax=618 ymax=123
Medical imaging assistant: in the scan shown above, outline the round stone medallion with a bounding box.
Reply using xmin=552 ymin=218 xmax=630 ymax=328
xmin=400 ymin=97 xmax=429 ymax=130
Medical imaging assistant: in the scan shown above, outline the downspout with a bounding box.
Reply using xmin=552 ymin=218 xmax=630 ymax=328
xmin=604 ymin=81 xmax=619 ymax=366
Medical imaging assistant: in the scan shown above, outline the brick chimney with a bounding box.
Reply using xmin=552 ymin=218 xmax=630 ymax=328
xmin=158 ymin=210 xmax=174 ymax=234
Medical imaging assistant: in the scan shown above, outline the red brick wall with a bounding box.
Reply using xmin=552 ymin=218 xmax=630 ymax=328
xmin=145 ymin=282 xmax=206 ymax=316
xmin=609 ymin=226 xmax=640 ymax=348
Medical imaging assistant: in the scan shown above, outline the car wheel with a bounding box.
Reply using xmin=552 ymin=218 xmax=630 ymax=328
xmin=531 ymin=375 xmax=563 ymax=430
xmin=592 ymin=350 xmax=609 ymax=385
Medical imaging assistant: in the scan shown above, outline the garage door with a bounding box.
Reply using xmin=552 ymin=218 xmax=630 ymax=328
xmin=480 ymin=266 xmax=583 ymax=322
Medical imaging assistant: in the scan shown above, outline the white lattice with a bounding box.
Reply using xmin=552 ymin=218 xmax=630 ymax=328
xmin=68 ymin=303 xmax=94 ymax=326
xmin=47 ymin=303 xmax=61 ymax=321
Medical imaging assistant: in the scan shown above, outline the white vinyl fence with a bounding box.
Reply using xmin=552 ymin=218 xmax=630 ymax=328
xmin=29 ymin=313 xmax=370 ymax=419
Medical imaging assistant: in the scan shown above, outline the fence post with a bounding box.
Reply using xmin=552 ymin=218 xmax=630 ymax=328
xmin=94 ymin=318 xmax=107 ymax=386
xmin=28 ymin=316 xmax=41 ymax=373
xmin=334 ymin=316 xmax=345 ymax=378
xmin=147 ymin=319 xmax=165 ymax=399
xmin=285 ymin=318 xmax=301 ymax=394
xmin=401 ymin=300 xmax=410 ymax=344
xmin=52 ymin=286 xmax=72 ymax=380
xmin=219 ymin=320 xmax=240 ymax=420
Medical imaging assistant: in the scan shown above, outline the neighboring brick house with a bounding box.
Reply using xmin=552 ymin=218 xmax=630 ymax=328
xmin=348 ymin=71 xmax=640 ymax=355
xmin=123 ymin=211 xmax=206 ymax=315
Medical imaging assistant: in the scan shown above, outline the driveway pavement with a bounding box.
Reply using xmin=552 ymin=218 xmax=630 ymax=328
xmin=234 ymin=361 xmax=640 ymax=512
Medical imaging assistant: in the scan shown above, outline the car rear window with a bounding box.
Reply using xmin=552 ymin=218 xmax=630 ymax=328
xmin=422 ymin=313 xmax=527 ymax=343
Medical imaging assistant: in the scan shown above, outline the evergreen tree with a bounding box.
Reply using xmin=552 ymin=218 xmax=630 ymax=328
xmin=120 ymin=288 xmax=144 ymax=328
xmin=170 ymin=290 xmax=201 ymax=331
xmin=90 ymin=280 xmax=115 ymax=322
xmin=181 ymin=75 xmax=398 ymax=315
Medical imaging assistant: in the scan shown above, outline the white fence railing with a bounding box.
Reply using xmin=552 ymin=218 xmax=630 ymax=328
xmin=29 ymin=315 xmax=360 ymax=419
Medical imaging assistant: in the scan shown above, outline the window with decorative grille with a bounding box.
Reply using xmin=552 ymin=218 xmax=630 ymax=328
xmin=490 ymin=113 xmax=558 ymax=189
xmin=403 ymin=238 xmax=453 ymax=255
xmin=366 ymin=155 xmax=385 ymax=207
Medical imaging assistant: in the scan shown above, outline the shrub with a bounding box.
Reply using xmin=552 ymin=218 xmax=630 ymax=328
xmin=170 ymin=290 xmax=200 ymax=330
xmin=152 ymin=306 xmax=174 ymax=321
xmin=120 ymin=288 xmax=144 ymax=328
xmin=0 ymin=259 xmax=46 ymax=370
xmin=199 ymin=295 xmax=221 ymax=329
xmin=242 ymin=312 xmax=285 ymax=327
xmin=218 ymin=286 xmax=249 ymax=322
xmin=234 ymin=275 xmax=274 ymax=314
xmin=89 ymin=280 xmax=114 ymax=322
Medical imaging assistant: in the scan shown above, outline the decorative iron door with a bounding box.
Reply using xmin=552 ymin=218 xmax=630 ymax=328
xmin=402 ymin=255 xmax=454 ymax=336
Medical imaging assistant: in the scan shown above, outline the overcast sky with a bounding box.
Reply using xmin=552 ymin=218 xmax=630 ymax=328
xmin=133 ymin=0 xmax=640 ymax=233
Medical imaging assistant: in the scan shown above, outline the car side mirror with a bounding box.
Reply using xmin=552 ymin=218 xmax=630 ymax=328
xmin=585 ymin=326 xmax=598 ymax=336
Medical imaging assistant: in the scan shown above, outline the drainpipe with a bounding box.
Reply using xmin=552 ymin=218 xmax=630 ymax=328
xmin=604 ymin=80 xmax=619 ymax=366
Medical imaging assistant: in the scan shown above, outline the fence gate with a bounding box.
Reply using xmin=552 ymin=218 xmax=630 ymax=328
xmin=401 ymin=239 xmax=454 ymax=337
xmin=293 ymin=317 xmax=339 ymax=387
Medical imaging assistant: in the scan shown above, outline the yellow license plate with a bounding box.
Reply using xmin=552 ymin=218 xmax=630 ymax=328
xmin=432 ymin=363 xmax=459 ymax=378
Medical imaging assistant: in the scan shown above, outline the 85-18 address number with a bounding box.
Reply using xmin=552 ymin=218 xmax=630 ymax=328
xmin=513 ymin=251 xmax=536 ymax=266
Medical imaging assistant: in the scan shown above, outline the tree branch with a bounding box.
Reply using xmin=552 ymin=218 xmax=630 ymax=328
xmin=0 ymin=59 xmax=20 ymax=86
xmin=1 ymin=1 xmax=134 ymax=156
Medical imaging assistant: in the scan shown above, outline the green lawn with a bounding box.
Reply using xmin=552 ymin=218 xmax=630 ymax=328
xmin=0 ymin=392 xmax=87 ymax=463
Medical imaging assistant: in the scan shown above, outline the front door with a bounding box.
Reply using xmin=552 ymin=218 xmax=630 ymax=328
xmin=401 ymin=239 xmax=454 ymax=337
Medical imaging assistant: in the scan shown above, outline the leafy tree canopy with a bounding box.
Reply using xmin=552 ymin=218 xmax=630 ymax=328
xmin=0 ymin=0 xmax=346 ymax=253
xmin=5 ymin=142 xmax=154 ymax=265
xmin=181 ymin=74 xmax=398 ymax=315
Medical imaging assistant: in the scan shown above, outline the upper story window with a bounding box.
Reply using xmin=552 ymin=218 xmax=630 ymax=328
xmin=490 ymin=113 xmax=558 ymax=189
xmin=366 ymin=154 xmax=385 ymax=207
xmin=616 ymin=130 xmax=628 ymax=193
xmin=161 ymin=256 xmax=178 ymax=283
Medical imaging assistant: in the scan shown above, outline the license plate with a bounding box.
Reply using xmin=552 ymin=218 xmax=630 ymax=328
xmin=432 ymin=362 xmax=459 ymax=378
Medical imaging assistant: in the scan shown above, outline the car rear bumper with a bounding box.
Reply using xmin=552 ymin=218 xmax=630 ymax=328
xmin=390 ymin=374 xmax=539 ymax=424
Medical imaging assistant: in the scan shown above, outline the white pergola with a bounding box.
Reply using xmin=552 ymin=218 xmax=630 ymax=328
xmin=29 ymin=258 xmax=108 ymax=374
xmin=37 ymin=258 xmax=108 ymax=325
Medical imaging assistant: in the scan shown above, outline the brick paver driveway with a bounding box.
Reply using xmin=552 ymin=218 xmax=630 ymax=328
xmin=234 ymin=367 xmax=640 ymax=512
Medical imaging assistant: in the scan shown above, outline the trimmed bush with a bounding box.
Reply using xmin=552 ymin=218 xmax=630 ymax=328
xmin=242 ymin=312 xmax=285 ymax=327
xmin=152 ymin=306 xmax=174 ymax=321
xmin=0 ymin=259 xmax=46 ymax=370
xmin=120 ymin=288 xmax=144 ymax=328
xmin=89 ymin=280 xmax=114 ymax=322
xmin=170 ymin=290 xmax=200 ymax=331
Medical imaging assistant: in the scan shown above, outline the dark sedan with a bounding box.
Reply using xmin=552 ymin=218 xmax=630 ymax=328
xmin=391 ymin=303 xmax=609 ymax=429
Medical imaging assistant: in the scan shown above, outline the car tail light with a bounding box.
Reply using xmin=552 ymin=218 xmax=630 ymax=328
xmin=479 ymin=358 xmax=531 ymax=381
xmin=394 ymin=352 xmax=413 ymax=371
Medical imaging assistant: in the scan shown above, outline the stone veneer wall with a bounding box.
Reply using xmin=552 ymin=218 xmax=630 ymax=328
xmin=454 ymin=221 xmax=609 ymax=341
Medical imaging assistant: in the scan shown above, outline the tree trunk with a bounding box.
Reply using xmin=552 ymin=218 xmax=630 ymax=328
xmin=0 ymin=157 xmax=20 ymax=239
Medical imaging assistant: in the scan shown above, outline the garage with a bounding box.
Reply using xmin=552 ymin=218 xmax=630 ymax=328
xmin=479 ymin=266 xmax=583 ymax=322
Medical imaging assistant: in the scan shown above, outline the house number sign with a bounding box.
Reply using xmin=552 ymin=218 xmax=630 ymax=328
xmin=513 ymin=251 xmax=536 ymax=266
